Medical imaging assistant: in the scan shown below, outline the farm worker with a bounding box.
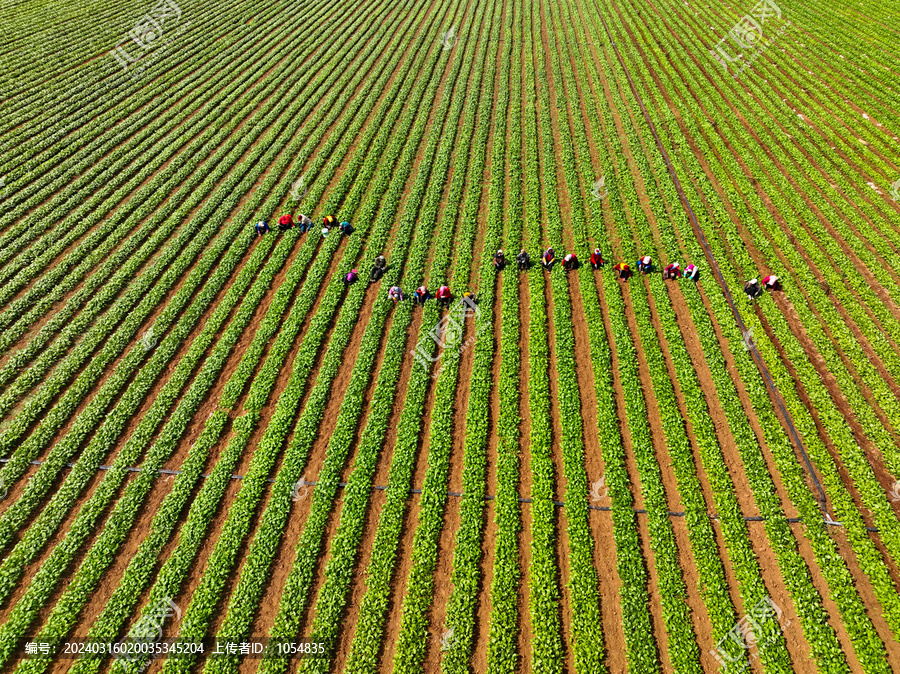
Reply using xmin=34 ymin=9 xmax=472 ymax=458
xmin=463 ymin=291 xmax=477 ymax=303
xmin=323 ymin=215 xmax=338 ymax=229
xmin=345 ymin=269 xmax=358 ymax=285
xmin=563 ymin=252 xmax=577 ymax=271
xmin=637 ymin=255 xmax=652 ymax=273
xmin=763 ymin=274 xmax=779 ymax=290
xmin=321 ymin=226 xmax=329 ymax=238
xmin=663 ymin=262 xmax=681 ymax=279
xmin=255 ymin=220 xmax=269 ymax=236
xmin=590 ymin=248 xmax=604 ymax=270
xmin=683 ymin=263 xmax=698 ymax=280
xmin=414 ymin=286 xmax=430 ymax=305
xmin=614 ymin=262 xmax=631 ymax=280
xmin=744 ymin=278 xmax=762 ymax=299
xmin=516 ymin=248 xmax=530 ymax=270
xmin=278 ymin=214 xmax=294 ymax=231
xmin=370 ymin=254 xmax=387 ymax=282
xmin=542 ymin=247 xmax=555 ymax=269
xmin=339 ymin=221 xmax=354 ymax=236
xmin=389 ymin=286 xmax=403 ymax=304
xmin=436 ymin=285 xmax=453 ymax=308
xmin=494 ymin=249 xmax=506 ymax=270
xmin=298 ymin=214 xmax=312 ymax=232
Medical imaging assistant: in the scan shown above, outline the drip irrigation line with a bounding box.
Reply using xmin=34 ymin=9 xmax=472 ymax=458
xmin=0 ymin=458 xmax=877 ymax=531
xmin=591 ymin=3 xmax=828 ymax=513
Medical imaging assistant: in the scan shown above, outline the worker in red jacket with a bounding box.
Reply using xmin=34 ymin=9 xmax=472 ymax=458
xmin=614 ymin=262 xmax=631 ymax=280
xmin=563 ymin=252 xmax=578 ymax=271
xmin=436 ymin=285 xmax=453 ymax=308
xmin=278 ymin=214 xmax=294 ymax=231
xmin=589 ymin=248 xmax=604 ymax=270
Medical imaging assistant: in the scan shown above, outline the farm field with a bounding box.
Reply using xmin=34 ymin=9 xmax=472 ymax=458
xmin=1 ymin=0 xmax=900 ymax=671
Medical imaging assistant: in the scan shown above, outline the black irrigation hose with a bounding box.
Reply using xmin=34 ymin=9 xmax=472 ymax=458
xmin=591 ymin=2 xmax=829 ymax=513
xmin=0 ymin=458 xmax=873 ymax=530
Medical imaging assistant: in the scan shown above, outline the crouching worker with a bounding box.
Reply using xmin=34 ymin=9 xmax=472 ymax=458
xmin=297 ymin=214 xmax=312 ymax=233
xmin=345 ymin=269 xmax=359 ymax=286
xmin=370 ymin=254 xmax=387 ymax=282
xmin=414 ymin=285 xmax=430 ymax=305
xmin=763 ymin=275 xmax=780 ymax=291
xmin=744 ymin=278 xmax=763 ymax=299
xmin=636 ymin=255 xmax=652 ymax=273
xmin=516 ymin=248 xmax=530 ymax=270
xmin=663 ymin=262 xmax=681 ymax=280
xmin=436 ymin=284 xmax=453 ymax=308
xmin=278 ymin=214 xmax=294 ymax=232
xmin=339 ymin=221 xmax=354 ymax=236
xmin=494 ymin=249 xmax=506 ymax=271
xmin=683 ymin=263 xmax=698 ymax=281
xmin=389 ymin=286 xmax=403 ymax=304
xmin=323 ymin=215 xmax=338 ymax=230
xmin=590 ymin=248 xmax=604 ymax=270
xmin=255 ymin=220 xmax=270 ymax=236
xmin=542 ymin=247 xmax=555 ymax=270
xmin=563 ymin=252 xmax=578 ymax=271
xmin=614 ymin=262 xmax=631 ymax=280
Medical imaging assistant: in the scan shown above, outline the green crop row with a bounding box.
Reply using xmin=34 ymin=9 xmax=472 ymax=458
xmin=520 ymin=4 xmax=565 ymax=671
xmin=533 ymin=5 xmax=611 ymax=672
xmin=483 ymin=0 xmax=525 ymax=668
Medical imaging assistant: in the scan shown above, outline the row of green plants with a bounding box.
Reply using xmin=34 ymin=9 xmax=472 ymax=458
xmin=532 ymin=6 xmax=611 ymax=672
xmin=519 ymin=6 xmax=567 ymax=670
xmin=483 ymin=0 xmax=525 ymax=668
